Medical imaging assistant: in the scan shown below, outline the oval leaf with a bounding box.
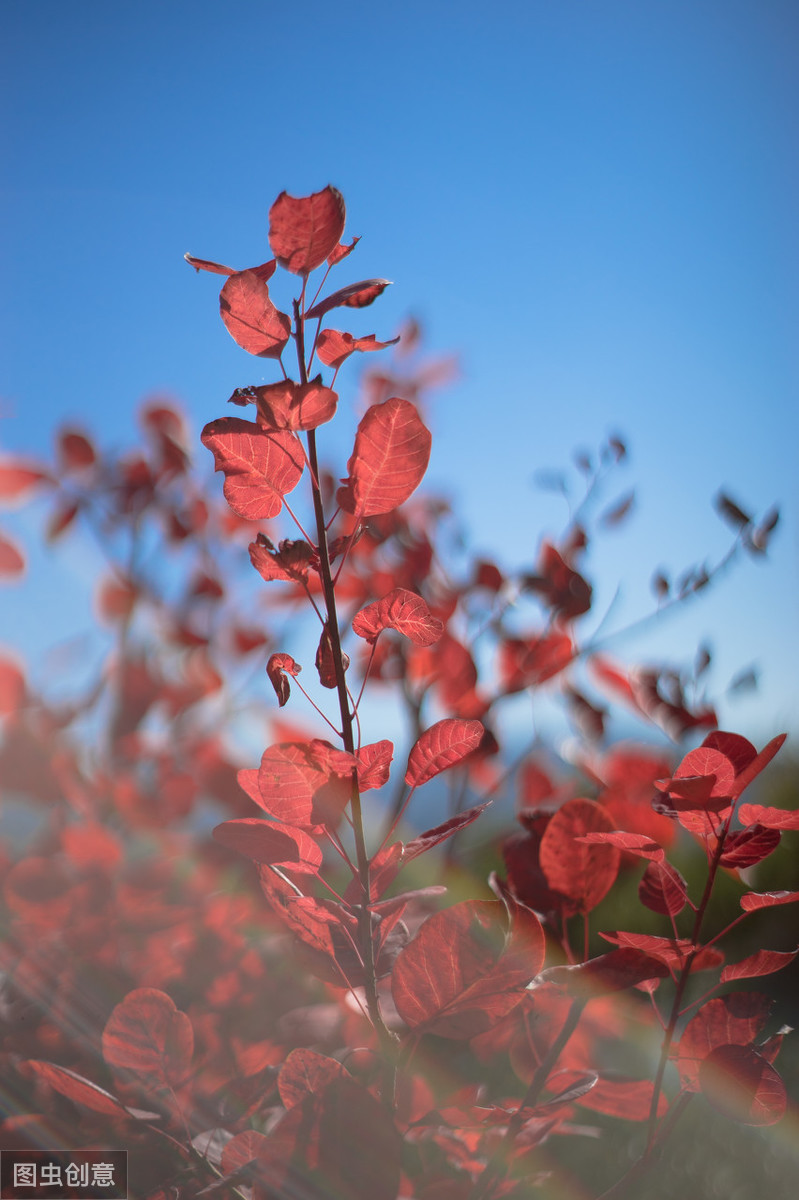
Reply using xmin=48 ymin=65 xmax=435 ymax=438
xmin=404 ymin=718 xmax=484 ymax=787
xmin=539 ymin=798 xmax=620 ymax=914
xmin=23 ymin=1061 xmax=128 ymax=1116
xmin=337 ymin=398 xmax=431 ymax=517
xmin=102 ymin=988 xmax=193 ymax=1088
xmin=700 ymin=1044 xmax=786 ymax=1126
xmin=219 ymin=271 xmax=291 ymax=358
xmin=213 ymin=817 xmax=322 ymax=873
xmin=268 ymin=186 xmax=346 ymax=275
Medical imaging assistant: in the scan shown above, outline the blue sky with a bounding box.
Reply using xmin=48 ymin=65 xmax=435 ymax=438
xmin=2 ymin=0 xmax=797 ymax=744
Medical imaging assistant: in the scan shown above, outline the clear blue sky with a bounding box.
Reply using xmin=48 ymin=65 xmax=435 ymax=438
xmin=2 ymin=0 xmax=797 ymax=744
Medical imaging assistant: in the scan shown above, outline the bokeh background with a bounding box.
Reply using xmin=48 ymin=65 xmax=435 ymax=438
xmin=3 ymin=0 xmax=797 ymax=744
xmin=3 ymin=0 xmax=797 ymax=746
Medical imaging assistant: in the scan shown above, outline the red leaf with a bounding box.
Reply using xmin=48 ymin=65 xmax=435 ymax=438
xmin=213 ymin=817 xmax=322 ymax=873
xmin=499 ymin=632 xmax=573 ymax=692
xmin=700 ymin=1045 xmax=786 ymax=1126
xmin=315 ymin=621 xmax=347 ymax=689
xmin=405 ymin=718 xmax=485 ymax=787
xmin=356 ymin=740 xmax=394 ymax=791
xmin=571 ymin=1075 xmax=667 ymax=1121
xmin=220 ymin=1130 xmax=270 ymax=1174
xmin=638 ymin=860 xmax=688 ymax=916
xmin=391 ymin=899 xmax=545 ymax=1038
xmin=316 ymin=329 xmax=400 ymax=370
xmin=257 ymin=742 xmax=349 ymax=828
xmin=219 ymin=271 xmax=291 ymax=358
xmin=58 ymin=428 xmax=96 ymax=471
xmin=337 ymin=398 xmax=431 ymax=517
xmin=327 ymin=236 xmax=360 ymax=266
xmin=0 ymin=532 xmax=25 ymax=578
xmin=740 ymin=890 xmax=799 ymax=911
xmin=675 ymin=993 xmax=773 ymax=1091
xmin=720 ymin=825 xmax=781 ymax=869
xmin=306 ymin=278 xmax=391 ymax=319
xmin=23 ymin=1061 xmax=128 ymax=1116
xmin=403 ymin=803 xmax=492 ymax=863
xmin=102 ymin=988 xmax=193 ymax=1087
xmin=738 ymin=803 xmax=799 ymax=831
xmin=352 ymin=587 xmax=444 ymax=646
xmin=184 ymin=252 xmax=236 ymax=275
xmin=721 ymin=947 xmax=799 ymax=983
xmin=600 ymin=931 xmax=724 ymax=973
xmin=0 ymin=656 xmax=25 ymax=714
xmin=266 ymin=652 xmax=301 ymax=707
xmin=249 ymin=535 xmax=313 ymax=583
xmin=268 ymin=186 xmax=346 ymax=275
xmin=575 ymin=831 xmax=665 ymax=862
xmin=201 ymin=419 xmax=303 ymax=520
xmin=539 ymin=798 xmax=620 ymax=915
xmin=0 ymin=460 xmax=51 ymax=504
xmin=46 ymin=500 xmax=80 ymax=542
xmin=250 ymin=379 xmax=338 ymax=432
xmin=278 ymin=1048 xmax=349 ymax=1109
xmin=541 ymin=949 xmax=669 ymax=997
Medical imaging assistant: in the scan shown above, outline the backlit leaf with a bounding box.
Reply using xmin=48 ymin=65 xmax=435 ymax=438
xmin=268 ymin=186 xmax=346 ymax=275
xmin=213 ymin=817 xmax=322 ymax=873
xmin=403 ymin=803 xmax=492 ymax=863
xmin=306 ymin=278 xmax=391 ymax=319
xmin=23 ymin=1061 xmax=129 ymax=1116
xmin=352 ymin=587 xmax=444 ymax=646
xmin=102 ymin=988 xmax=193 ymax=1088
xmin=740 ymin=890 xmax=799 ymax=911
xmin=219 ymin=271 xmax=291 ymax=358
xmin=700 ymin=1045 xmax=786 ymax=1126
xmin=540 ymin=949 xmax=669 ymax=997
xmin=356 ymin=740 xmax=394 ymax=791
xmin=638 ymin=859 xmax=688 ymax=916
xmin=337 ymin=398 xmax=431 ymax=517
xmin=201 ymin=418 xmax=304 ymax=520
xmin=737 ymin=803 xmax=799 ymax=831
xmin=576 ymin=831 xmax=665 ymax=862
xmin=675 ymin=993 xmax=773 ymax=1091
xmin=250 ymin=379 xmax=338 ymax=432
xmin=405 ymin=718 xmax=484 ymax=787
xmin=719 ymin=825 xmax=781 ymax=869
xmin=316 ymin=329 xmax=400 ymax=370
xmin=278 ymin=1048 xmax=349 ymax=1109
xmin=266 ymin=652 xmax=301 ymax=707
xmin=391 ymin=899 xmax=545 ymax=1038
xmin=0 ymin=460 xmax=51 ymax=504
xmin=721 ymin=947 xmax=799 ymax=984
xmin=539 ymin=798 xmax=620 ymax=914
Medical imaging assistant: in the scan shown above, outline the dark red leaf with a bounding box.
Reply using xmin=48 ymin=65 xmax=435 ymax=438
xmin=570 ymin=1074 xmax=667 ymax=1120
xmin=541 ymin=949 xmax=669 ymax=997
xmin=184 ymin=253 xmax=236 ymax=275
xmin=720 ymin=825 xmax=781 ymax=869
xmin=714 ymin=491 xmax=753 ymax=531
xmin=600 ymin=931 xmax=724 ymax=973
xmin=729 ymin=733 xmax=786 ymax=796
xmin=201 ymin=419 xmax=304 ymax=520
xmin=700 ymin=1044 xmax=786 ymax=1126
xmin=306 ymin=279 xmax=391 ymax=319
xmin=315 ymin=621 xmax=347 ymax=689
xmin=404 ymin=719 xmax=485 ymax=787
xmin=675 ymin=993 xmax=773 ymax=1091
xmin=721 ymin=947 xmax=799 ymax=983
xmin=638 ymin=859 xmax=688 ymax=916
xmin=539 ymin=798 xmax=620 ymax=915
xmin=576 ymin=831 xmax=665 ymax=862
xmin=219 ymin=271 xmax=291 ymax=358
xmin=58 ymin=428 xmax=96 ymax=471
xmin=337 ymin=398 xmax=431 ymax=517
xmin=23 ymin=1061 xmax=128 ymax=1116
xmin=599 ymin=490 xmax=635 ymax=529
xmin=266 ymin=652 xmax=301 ymax=707
xmin=499 ymin=632 xmax=573 ymax=692
xmin=268 ymin=186 xmax=346 ymax=275
xmin=403 ymin=803 xmax=492 ymax=863
xmin=316 ymin=329 xmax=400 ymax=369
xmin=102 ymin=988 xmax=193 ymax=1087
xmin=391 ymin=899 xmax=545 ymax=1038
xmin=278 ymin=1048 xmax=349 ymax=1109
xmin=352 ymin=587 xmax=444 ymax=646
xmin=212 ymin=817 xmax=322 ymax=873
xmin=740 ymin=890 xmax=799 ymax=911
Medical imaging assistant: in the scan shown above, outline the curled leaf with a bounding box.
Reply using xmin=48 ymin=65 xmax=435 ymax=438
xmin=352 ymin=588 xmax=444 ymax=646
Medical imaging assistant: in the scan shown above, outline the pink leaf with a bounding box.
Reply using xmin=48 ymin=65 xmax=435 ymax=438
xmin=356 ymin=741 xmax=394 ymax=791
xmin=316 ymin=329 xmax=400 ymax=370
xmin=740 ymin=890 xmax=799 ymax=912
xmin=737 ymin=803 xmax=799 ymax=831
